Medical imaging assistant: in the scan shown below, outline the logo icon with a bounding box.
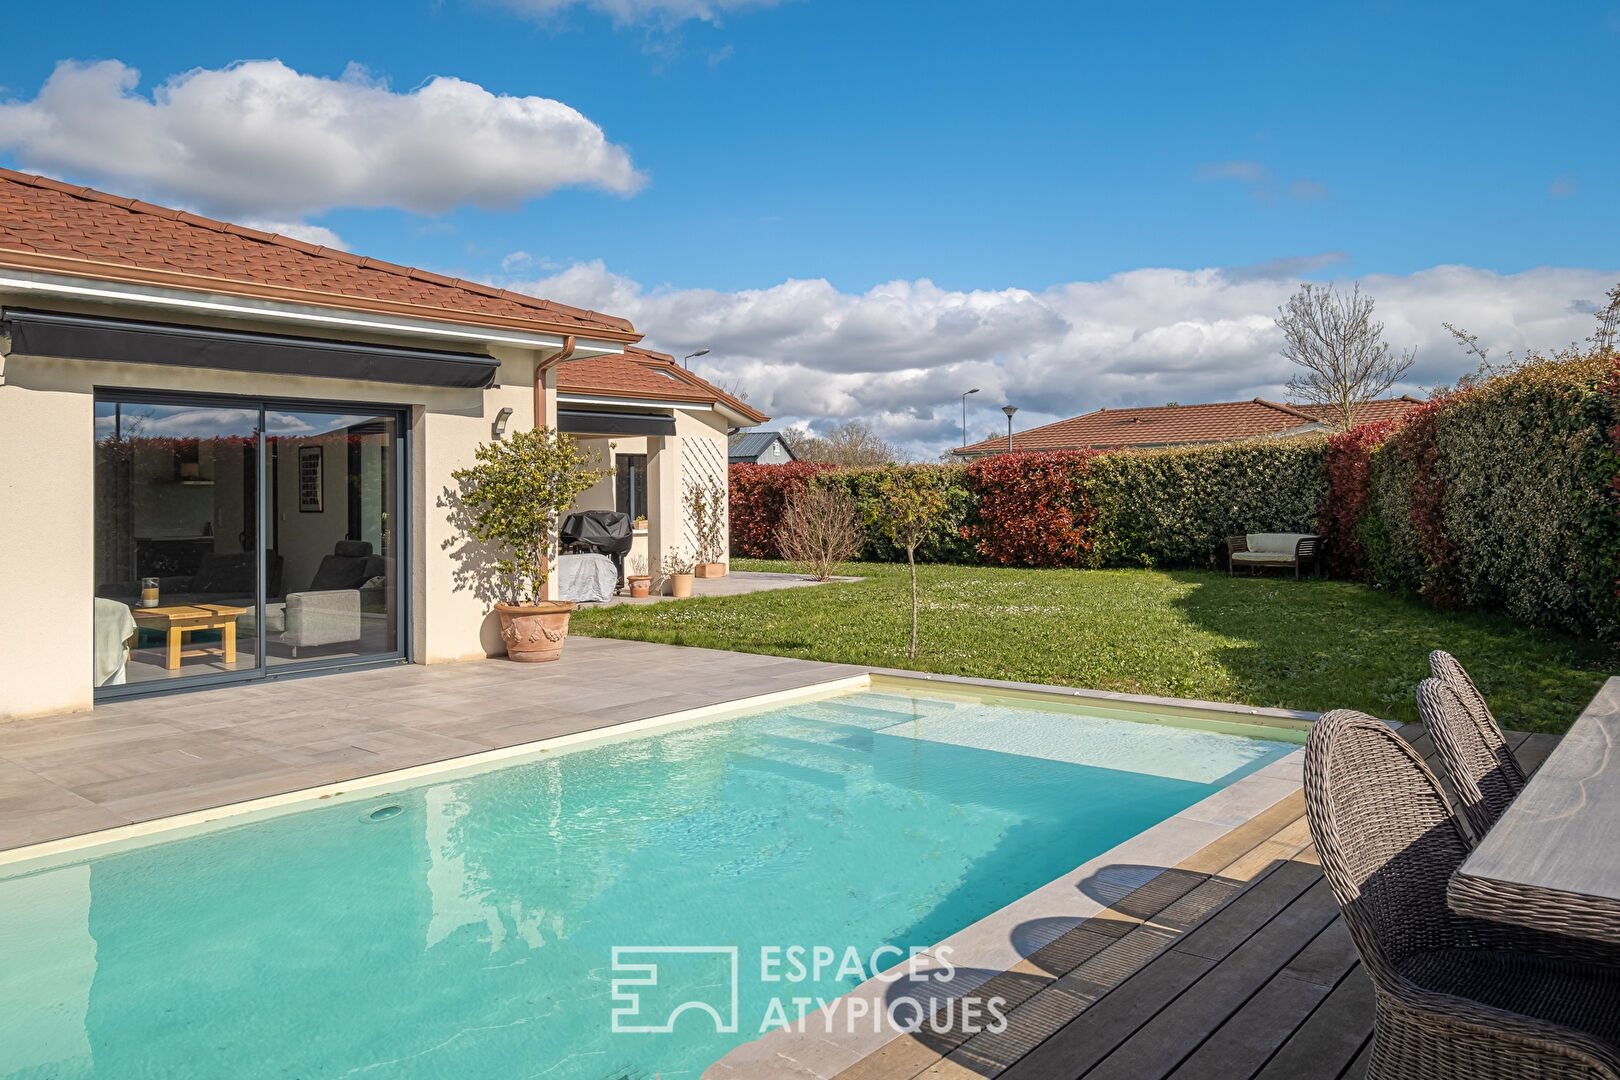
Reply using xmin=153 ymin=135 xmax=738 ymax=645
xmin=611 ymin=946 xmax=740 ymax=1034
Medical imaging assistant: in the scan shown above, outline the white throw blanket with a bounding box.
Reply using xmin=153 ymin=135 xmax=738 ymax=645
xmin=93 ymin=597 xmax=137 ymax=686
xmin=555 ymin=553 xmax=618 ymax=603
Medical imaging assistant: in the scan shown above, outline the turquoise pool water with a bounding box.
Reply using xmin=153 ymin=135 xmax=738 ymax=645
xmin=0 ymin=688 xmax=1299 ymax=1080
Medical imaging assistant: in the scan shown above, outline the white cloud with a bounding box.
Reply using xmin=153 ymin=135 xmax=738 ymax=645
xmin=237 ymin=218 xmax=347 ymax=250
xmin=515 ymin=261 xmax=1618 ymax=460
xmin=0 ymin=59 xmax=643 ymax=231
xmin=491 ymin=0 xmax=784 ymax=26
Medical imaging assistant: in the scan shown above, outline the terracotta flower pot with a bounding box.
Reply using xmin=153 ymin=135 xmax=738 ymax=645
xmin=695 ymin=562 xmax=727 ymax=579
xmin=669 ymin=572 xmax=694 ymax=598
xmin=627 ymin=576 xmax=652 ymax=598
xmin=495 ymin=600 xmax=576 ymax=663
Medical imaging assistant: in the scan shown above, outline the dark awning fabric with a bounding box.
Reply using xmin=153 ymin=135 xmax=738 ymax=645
xmin=3 ymin=308 xmax=500 ymax=389
xmin=558 ymin=408 xmax=676 ymax=436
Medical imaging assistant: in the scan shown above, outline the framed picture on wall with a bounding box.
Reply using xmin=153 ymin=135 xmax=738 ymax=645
xmin=298 ymin=445 xmax=323 ymax=513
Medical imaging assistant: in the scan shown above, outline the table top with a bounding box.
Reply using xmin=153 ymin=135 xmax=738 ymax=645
xmin=132 ymin=603 xmax=249 ymax=621
xmin=1449 ymin=677 xmax=1620 ymax=943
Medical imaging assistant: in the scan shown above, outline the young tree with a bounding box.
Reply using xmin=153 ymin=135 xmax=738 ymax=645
xmin=1276 ymin=283 xmax=1416 ymax=430
xmin=865 ymin=469 xmax=949 ymax=658
xmin=1591 ymin=281 xmax=1620 ymax=356
xmin=776 ymin=483 xmax=863 ymax=581
xmin=784 ymin=420 xmax=900 ymax=467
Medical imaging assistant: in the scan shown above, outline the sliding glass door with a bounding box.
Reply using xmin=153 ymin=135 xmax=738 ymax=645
xmin=93 ymin=393 xmax=406 ymax=696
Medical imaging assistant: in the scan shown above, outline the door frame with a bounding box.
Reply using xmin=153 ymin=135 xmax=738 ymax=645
xmin=92 ymin=388 xmax=412 ymax=702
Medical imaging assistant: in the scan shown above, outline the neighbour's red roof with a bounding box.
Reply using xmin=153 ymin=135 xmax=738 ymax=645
xmin=955 ymin=396 xmax=1424 ymax=455
xmin=0 ymin=167 xmax=636 ymax=338
xmin=559 ymin=346 xmax=769 ymax=425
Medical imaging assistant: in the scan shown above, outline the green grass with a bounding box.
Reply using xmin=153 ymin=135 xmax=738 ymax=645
xmin=572 ymin=559 xmax=1615 ymax=733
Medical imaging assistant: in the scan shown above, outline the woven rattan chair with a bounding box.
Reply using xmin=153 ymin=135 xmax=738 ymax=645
xmin=1418 ymin=674 xmax=1528 ymax=838
xmin=1304 ymin=709 xmax=1620 ymax=1080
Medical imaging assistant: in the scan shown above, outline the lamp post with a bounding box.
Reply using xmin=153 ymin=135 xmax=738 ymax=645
xmin=683 ymin=349 xmax=710 ymax=370
xmin=1002 ymin=404 xmax=1018 ymax=453
xmin=960 ymin=388 xmax=980 ymax=451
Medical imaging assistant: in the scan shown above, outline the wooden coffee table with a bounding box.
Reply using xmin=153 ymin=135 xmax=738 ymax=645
xmin=132 ymin=603 xmax=248 ymax=670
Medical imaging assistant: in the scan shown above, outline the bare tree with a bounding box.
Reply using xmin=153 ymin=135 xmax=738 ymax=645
xmin=1591 ymin=281 xmax=1620 ymax=356
xmin=776 ymin=485 xmax=863 ymax=581
xmin=1276 ymin=283 xmax=1416 ymax=430
xmin=784 ymin=420 xmax=900 ymax=467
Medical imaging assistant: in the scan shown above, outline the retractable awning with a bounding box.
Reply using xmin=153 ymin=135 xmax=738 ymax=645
xmin=2 ymin=308 xmax=502 ymax=389
xmin=557 ymin=409 xmax=676 ymax=436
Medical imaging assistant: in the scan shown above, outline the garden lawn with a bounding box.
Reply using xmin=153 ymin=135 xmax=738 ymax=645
xmin=571 ymin=560 xmax=1614 ymax=733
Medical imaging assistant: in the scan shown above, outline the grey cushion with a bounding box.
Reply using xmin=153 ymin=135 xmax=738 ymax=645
xmin=1246 ymin=532 xmax=1312 ymax=554
xmin=310 ymin=554 xmax=372 ymax=591
xmin=1232 ymin=550 xmax=1297 ymax=564
xmin=334 ymin=540 xmax=373 ymax=558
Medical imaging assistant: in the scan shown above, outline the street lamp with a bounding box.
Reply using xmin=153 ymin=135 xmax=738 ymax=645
xmin=960 ymin=388 xmax=980 ymax=450
xmin=684 ymin=349 xmax=710 ymax=370
xmin=1002 ymin=404 xmax=1018 ymax=453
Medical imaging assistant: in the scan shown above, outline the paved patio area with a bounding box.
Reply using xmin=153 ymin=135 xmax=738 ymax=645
xmin=0 ymin=637 xmax=862 ymax=852
xmin=592 ymin=568 xmax=858 ymax=607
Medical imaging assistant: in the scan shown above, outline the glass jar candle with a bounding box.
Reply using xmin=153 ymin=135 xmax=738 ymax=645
xmin=139 ymin=577 xmax=159 ymax=608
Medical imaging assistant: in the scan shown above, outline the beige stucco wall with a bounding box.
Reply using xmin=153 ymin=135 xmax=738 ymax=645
xmin=0 ymin=300 xmax=550 ymax=719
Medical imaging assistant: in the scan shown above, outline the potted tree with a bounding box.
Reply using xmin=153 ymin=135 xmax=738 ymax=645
xmin=451 ymin=427 xmax=601 ymax=662
xmin=686 ymin=476 xmax=728 ymax=578
xmin=662 ymin=548 xmax=697 ymax=598
xmin=626 ymin=553 xmax=653 ymax=598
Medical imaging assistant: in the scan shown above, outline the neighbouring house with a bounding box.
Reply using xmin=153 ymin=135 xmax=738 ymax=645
xmin=0 ymin=168 xmax=766 ymax=720
xmin=728 ymin=430 xmax=797 ymax=465
xmin=952 ymin=396 xmax=1423 ymax=458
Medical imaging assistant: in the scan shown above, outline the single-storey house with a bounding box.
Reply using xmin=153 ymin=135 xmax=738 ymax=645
xmin=728 ymin=430 xmax=796 ymax=465
xmin=0 ymin=168 xmax=766 ymax=720
xmin=953 ymin=396 xmax=1422 ymax=458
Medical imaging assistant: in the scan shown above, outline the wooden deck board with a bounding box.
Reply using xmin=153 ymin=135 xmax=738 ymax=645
xmin=829 ymin=725 xmax=1555 ymax=1080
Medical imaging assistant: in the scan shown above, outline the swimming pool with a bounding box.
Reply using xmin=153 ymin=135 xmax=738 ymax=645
xmin=0 ymin=682 xmax=1302 ymax=1080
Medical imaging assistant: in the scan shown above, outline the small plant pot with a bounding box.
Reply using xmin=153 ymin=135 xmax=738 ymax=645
xmin=695 ymin=562 xmax=727 ymax=579
xmin=633 ymin=519 xmax=648 ymax=532
xmin=627 ymin=575 xmax=652 ymax=598
xmin=494 ymin=600 xmax=576 ymax=663
xmin=668 ymin=572 xmax=695 ymax=598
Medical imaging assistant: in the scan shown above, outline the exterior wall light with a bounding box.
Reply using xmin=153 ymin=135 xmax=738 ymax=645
xmin=493 ymin=406 xmax=514 ymax=440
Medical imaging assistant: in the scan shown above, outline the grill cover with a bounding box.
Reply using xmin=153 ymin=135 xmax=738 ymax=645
xmin=559 ymin=511 xmax=635 ymax=555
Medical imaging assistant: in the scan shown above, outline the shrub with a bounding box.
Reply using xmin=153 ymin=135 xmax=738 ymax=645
xmin=863 ymin=467 xmax=952 ymax=657
xmin=963 ymin=451 xmax=1096 ymax=567
xmin=1320 ymin=418 xmax=1405 ymax=577
xmin=821 ymin=465 xmax=977 ymax=564
xmin=729 ymin=461 xmax=835 ymax=557
xmin=1087 ymin=438 xmax=1330 ymax=569
xmin=776 ymin=485 xmax=863 ymax=581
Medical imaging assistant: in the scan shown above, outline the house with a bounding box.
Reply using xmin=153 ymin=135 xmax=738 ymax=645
xmin=952 ymin=396 xmax=1423 ymax=458
xmin=728 ymin=431 xmax=797 ymax=465
xmin=0 ymin=168 xmax=765 ymax=720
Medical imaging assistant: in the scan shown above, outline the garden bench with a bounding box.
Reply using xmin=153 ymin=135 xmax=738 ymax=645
xmin=1225 ymin=532 xmax=1321 ymax=579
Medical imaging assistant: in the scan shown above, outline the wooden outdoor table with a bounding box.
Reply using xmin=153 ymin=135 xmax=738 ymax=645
xmin=131 ymin=603 xmax=248 ymax=670
xmin=1448 ymin=676 xmax=1620 ymax=944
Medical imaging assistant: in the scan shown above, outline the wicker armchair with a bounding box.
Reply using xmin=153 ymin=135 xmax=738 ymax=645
xmin=1417 ymin=673 xmax=1528 ymax=839
xmin=1304 ymin=710 xmax=1620 ymax=1080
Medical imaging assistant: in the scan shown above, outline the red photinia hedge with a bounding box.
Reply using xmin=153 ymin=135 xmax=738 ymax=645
xmin=1392 ymin=396 xmax=1461 ymax=605
xmin=729 ymin=461 xmax=837 ymax=557
xmin=964 ymin=451 xmax=1097 ymax=566
xmin=1319 ymin=417 xmax=1405 ymax=577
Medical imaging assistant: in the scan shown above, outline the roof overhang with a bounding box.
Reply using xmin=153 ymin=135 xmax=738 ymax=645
xmin=3 ymin=308 xmax=504 ymax=390
xmin=0 ymin=261 xmax=635 ymax=355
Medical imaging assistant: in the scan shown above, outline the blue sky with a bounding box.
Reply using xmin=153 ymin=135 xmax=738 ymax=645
xmin=2 ymin=1 xmax=1617 ymax=454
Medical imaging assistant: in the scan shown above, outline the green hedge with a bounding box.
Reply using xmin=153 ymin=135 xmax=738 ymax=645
xmin=1087 ymin=438 xmax=1329 ymax=569
xmin=1358 ymin=353 xmax=1619 ymax=633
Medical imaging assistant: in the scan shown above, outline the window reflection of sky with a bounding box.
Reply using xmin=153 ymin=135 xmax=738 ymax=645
xmin=94 ymin=403 xmax=388 ymax=441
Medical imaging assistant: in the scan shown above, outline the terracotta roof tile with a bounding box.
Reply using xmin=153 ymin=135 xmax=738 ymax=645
xmin=559 ymin=346 xmax=769 ymax=425
xmin=0 ymin=167 xmax=635 ymax=336
xmin=956 ymin=396 xmax=1424 ymax=455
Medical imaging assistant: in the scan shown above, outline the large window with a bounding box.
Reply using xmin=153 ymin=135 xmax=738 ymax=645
xmin=93 ymin=394 xmax=405 ymax=694
xmin=615 ymin=453 xmax=649 ymax=522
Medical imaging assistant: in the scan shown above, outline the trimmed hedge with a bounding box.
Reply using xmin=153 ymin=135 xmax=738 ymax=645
xmin=1086 ymin=438 xmax=1328 ymax=569
xmin=1352 ymin=353 xmax=1619 ymax=633
xmin=729 ymin=352 xmax=1620 ymax=633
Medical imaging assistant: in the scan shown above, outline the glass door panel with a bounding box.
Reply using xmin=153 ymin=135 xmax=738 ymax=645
xmin=93 ymin=401 xmax=261 ymax=686
xmin=264 ymin=409 xmax=400 ymax=668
